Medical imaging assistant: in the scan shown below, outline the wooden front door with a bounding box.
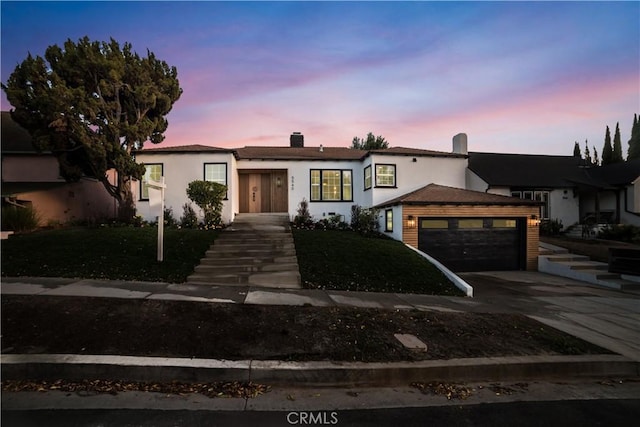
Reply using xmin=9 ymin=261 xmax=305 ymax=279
xmin=239 ymin=171 xmax=288 ymax=213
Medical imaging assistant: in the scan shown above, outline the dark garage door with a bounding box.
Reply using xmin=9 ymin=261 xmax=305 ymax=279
xmin=418 ymin=217 xmax=525 ymax=272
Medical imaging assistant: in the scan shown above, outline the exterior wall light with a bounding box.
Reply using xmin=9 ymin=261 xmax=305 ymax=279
xmin=528 ymin=214 xmax=540 ymax=227
xmin=407 ymin=215 xmax=416 ymax=229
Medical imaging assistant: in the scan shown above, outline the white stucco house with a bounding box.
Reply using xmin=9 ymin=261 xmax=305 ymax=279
xmin=467 ymin=152 xmax=640 ymax=229
xmin=133 ymin=133 xmax=542 ymax=272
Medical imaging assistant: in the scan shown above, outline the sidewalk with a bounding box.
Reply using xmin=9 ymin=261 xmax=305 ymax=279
xmin=1 ymin=272 xmax=639 ymax=388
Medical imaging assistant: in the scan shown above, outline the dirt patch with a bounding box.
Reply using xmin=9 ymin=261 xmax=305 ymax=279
xmin=1 ymin=296 xmax=611 ymax=362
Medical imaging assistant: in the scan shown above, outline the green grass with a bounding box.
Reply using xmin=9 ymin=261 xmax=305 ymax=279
xmin=293 ymin=229 xmax=463 ymax=296
xmin=1 ymin=227 xmax=219 ymax=283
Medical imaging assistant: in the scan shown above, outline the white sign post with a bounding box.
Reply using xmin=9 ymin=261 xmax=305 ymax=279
xmin=147 ymin=177 xmax=166 ymax=262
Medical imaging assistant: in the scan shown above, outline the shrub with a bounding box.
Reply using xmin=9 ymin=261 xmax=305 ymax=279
xmin=186 ymin=180 xmax=227 ymax=229
xmin=180 ymin=203 xmax=198 ymax=229
xmin=351 ymin=205 xmax=379 ymax=235
xmin=293 ymin=198 xmax=314 ymax=229
xmin=164 ymin=207 xmax=177 ymax=227
xmin=1 ymin=204 xmax=40 ymax=232
xmin=598 ymin=224 xmax=640 ymax=243
xmin=540 ymin=218 xmax=563 ymax=236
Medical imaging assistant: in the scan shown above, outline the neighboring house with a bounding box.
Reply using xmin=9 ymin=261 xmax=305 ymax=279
xmin=581 ymin=159 xmax=640 ymax=227
xmin=134 ymin=133 xmax=541 ymax=272
xmin=1 ymin=111 xmax=116 ymax=226
xmin=467 ymin=152 xmax=640 ymax=228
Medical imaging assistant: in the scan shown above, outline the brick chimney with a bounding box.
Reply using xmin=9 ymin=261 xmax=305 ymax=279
xmin=290 ymin=132 xmax=304 ymax=148
xmin=452 ymin=133 xmax=468 ymax=155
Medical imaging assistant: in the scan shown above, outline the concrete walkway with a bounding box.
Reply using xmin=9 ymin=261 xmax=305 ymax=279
xmin=2 ymin=271 xmax=639 ymax=362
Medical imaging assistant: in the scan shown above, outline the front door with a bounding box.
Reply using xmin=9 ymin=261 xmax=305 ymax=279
xmin=239 ymin=171 xmax=288 ymax=213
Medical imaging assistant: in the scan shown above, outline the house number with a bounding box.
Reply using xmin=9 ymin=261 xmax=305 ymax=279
xmin=291 ymin=176 xmax=295 ymax=190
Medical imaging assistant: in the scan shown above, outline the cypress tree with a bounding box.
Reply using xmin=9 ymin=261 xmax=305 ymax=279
xmin=602 ymin=126 xmax=613 ymax=165
xmin=584 ymin=140 xmax=592 ymax=165
xmin=612 ymin=122 xmax=623 ymax=162
xmin=593 ymin=146 xmax=599 ymax=166
xmin=573 ymin=142 xmax=581 ymax=157
xmin=628 ymin=113 xmax=640 ymax=160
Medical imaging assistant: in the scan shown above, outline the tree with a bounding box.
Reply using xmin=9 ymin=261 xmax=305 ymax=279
xmin=628 ymin=113 xmax=640 ymax=160
xmin=351 ymin=132 xmax=389 ymax=150
xmin=602 ymin=126 xmax=613 ymax=165
xmin=573 ymin=142 xmax=581 ymax=157
xmin=186 ymin=180 xmax=227 ymax=229
xmin=584 ymin=140 xmax=592 ymax=165
xmin=592 ymin=146 xmax=599 ymax=166
xmin=612 ymin=122 xmax=624 ymax=163
xmin=2 ymin=37 xmax=182 ymax=220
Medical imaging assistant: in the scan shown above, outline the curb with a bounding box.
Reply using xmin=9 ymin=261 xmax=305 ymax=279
xmin=2 ymin=354 xmax=638 ymax=387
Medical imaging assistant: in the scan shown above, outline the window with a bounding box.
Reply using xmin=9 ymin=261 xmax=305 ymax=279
xmin=204 ymin=163 xmax=227 ymax=186
xmin=310 ymin=169 xmax=353 ymax=201
xmin=458 ymin=219 xmax=484 ymax=229
xmin=492 ymin=219 xmax=517 ymax=228
xmin=364 ymin=165 xmax=372 ymax=190
xmin=204 ymin=163 xmax=228 ymax=199
xmin=421 ymin=219 xmax=449 ymax=229
xmin=140 ymin=164 xmax=163 ymax=200
xmin=535 ymin=191 xmax=550 ymax=219
xmin=512 ymin=189 xmax=550 ymax=219
xmin=375 ymin=164 xmax=396 ymax=187
xmin=385 ymin=209 xmax=393 ymax=232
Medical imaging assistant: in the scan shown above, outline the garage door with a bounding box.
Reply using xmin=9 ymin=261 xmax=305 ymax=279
xmin=418 ymin=218 xmax=524 ymax=272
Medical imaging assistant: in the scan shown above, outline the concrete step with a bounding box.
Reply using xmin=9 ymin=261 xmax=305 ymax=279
xmin=577 ymin=270 xmax=622 ymax=280
xmin=561 ymin=261 xmax=609 ymax=271
xmin=544 ymin=254 xmax=590 ymax=262
xmin=199 ymin=256 xmax=298 ymax=266
xmin=194 ymin=263 xmax=299 ymax=274
xmin=205 ymin=248 xmax=296 ymax=258
xmin=212 ymin=242 xmax=296 ymax=251
xmin=186 ymin=271 xmax=301 ymax=288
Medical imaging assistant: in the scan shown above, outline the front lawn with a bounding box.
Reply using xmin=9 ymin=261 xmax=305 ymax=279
xmin=1 ymin=227 xmax=218 ymax=283
xmin=293 ymin=229 xmax=462 ymax=295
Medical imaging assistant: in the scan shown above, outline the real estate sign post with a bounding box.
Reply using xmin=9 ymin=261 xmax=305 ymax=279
xmin=147 ymin=177 xmax=166 ymax=262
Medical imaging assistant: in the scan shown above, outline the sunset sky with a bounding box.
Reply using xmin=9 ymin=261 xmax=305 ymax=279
xmin=1 ymin=1 xmax=638 ymax=155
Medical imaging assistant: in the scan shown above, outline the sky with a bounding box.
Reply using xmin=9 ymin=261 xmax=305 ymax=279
xmin=1 ymin=1 xmax=639 ymax=155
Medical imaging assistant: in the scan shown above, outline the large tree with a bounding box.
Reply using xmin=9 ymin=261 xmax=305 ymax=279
xmin=2 ymin=37 xmax=182 ymax=220
xmin=628 ymin=114 xmax=640 ymax=160
xmin=612 ymin=122 xmax=624 ymax=163
xmin=601 ymin=126 xmax=613 ymax=165
xmin=351 ymin=132 xmax=389 ymax=150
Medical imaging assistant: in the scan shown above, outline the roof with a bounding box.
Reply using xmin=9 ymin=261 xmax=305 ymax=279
xmin=468 ymin=152 xmax=639 ymax=189
xmin=468 ymin=152 xmax=591 ymax=188
xmin=367 ymin=146 xmax=466 ymax=158
xmin=134 ymin=144 xmax=232 ymax=154
xmin=138 ymin=144 xmax=463 ymax=161
xmin=377 ymin=183 xmax=541 ymax=207
xmin=587 ymin=158 xmax=640 ymax=186
xmin=234 ymin=146 xmax=366 ymax=160
xmin=1 ymin=111 xmax=36 ymax=153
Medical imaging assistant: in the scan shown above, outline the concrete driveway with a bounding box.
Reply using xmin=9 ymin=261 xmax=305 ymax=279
xmin=459 ymin=271 xmax=640 ymax=362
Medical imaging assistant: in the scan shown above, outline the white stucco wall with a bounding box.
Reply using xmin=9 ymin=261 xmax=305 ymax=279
xmin=236 ymin=158 xmax=363 ymax=222
xmin=368 ymin=154 xmax=467 ymax=207
xmin=549 ymin=188 xmax=580 ymax=229
xmin=465 ymin=169 xmax=490 ymax=193
xmin=133 ymin=152 xmax=236 ymax=224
